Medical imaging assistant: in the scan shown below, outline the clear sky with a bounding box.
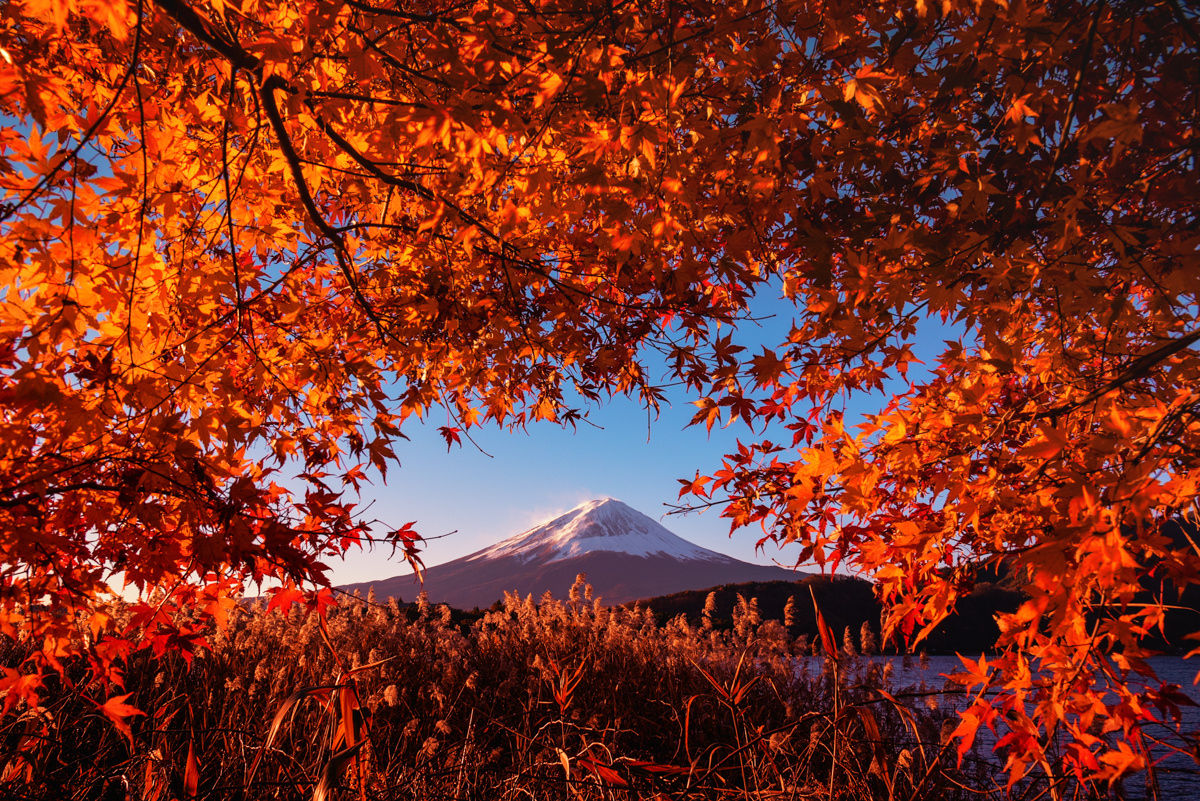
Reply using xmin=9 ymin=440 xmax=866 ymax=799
xmin=329 ymin=300 xmax=798 ymax=585
xmin=326 ymin=296 xmax=956 ymax=587
xmin=331 ymin=383 xmax=794 ymax=584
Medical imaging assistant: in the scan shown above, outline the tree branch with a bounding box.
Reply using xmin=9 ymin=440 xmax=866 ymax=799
xmin=152 ymin=0 xmax=261 ymax=74
xmin=1046 ymin=329 xmax=1200 ymax=418
xmin=258 ymin=75 xmax=389 ymax=339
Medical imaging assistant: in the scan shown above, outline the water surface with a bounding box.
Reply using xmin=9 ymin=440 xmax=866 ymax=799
xmin=797 ymin=654 xmax=1200 ymax=799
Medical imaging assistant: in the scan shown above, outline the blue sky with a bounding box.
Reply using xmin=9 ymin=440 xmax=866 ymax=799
xmin=332 ymin=383 xmax=792 ymax=584
xmin=331 ymin=305 xmax=801 ymax=584
xmin=328 ymin=298 xmax=957 ymax=587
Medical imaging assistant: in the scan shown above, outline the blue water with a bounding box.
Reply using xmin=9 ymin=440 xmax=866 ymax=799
xmin=798 ymin=654 xmax=1200 ymax=799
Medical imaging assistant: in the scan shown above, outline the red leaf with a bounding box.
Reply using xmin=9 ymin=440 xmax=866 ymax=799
xmin=438 ymin=426 xmax=462 ymax=451
xmin=99 ymin=693 xmax=145 ymax=744
xmin=307 ymin=587 xmax=338 ymax=619
xmin=267 ymin=585 xmax=305 ymax=614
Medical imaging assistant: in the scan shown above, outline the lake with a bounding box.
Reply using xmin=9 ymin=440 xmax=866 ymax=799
xmin=796 ymin=654 xmax=1200 ymax=800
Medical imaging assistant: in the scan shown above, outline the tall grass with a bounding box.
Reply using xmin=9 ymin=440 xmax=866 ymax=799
xmin=0 ymin=577 xmax=1118 ymax=800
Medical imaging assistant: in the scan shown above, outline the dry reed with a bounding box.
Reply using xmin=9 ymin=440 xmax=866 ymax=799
xmin=0 ymin=577 xmax=1125 ymax=800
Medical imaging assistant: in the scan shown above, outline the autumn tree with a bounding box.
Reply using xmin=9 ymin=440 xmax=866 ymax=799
xmin=0 ymin=0 xmax=787 ymax=711
xmin=672 ymin=0 xmax=1200 ymax=786
xmin=1 ymin=0 xmax=1197 ymax=785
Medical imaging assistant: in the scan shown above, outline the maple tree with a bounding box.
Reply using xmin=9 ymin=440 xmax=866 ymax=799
xmin=0 ymin=0 xmax=779 ymax=715
xmin=672 ymin=0 xmax=1200 ymax=787
xmin=0 ymin=0 xmax=1196 ymax=786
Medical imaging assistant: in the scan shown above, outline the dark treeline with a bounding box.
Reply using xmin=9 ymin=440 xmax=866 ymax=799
xmin=632 ymin=576 xmax=1022 ymax=656
xmin=394 ymin=567 xmax=1200 ymax=656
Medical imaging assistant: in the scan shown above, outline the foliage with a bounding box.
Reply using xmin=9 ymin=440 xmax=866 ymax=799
xmin=0 ymin=582 xmax=1077 ymax=801
xmin=1 ymin=0 xmax=779 ymax=707
xmin=1 ymin=0 xmax=1198 ymax=786
xmin=666 ymin=0 xmax=1200 ymax=785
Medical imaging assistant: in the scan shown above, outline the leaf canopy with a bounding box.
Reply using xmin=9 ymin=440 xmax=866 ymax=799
xmin=1 ymin=0 xmax=1198 ymax=783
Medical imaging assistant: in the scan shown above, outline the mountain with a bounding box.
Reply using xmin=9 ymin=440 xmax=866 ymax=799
xmin=339 ymin=498 xmax=801 ymax=609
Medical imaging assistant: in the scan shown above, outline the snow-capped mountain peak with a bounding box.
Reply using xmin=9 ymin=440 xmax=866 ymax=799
xmin=338 ymin=497 xmax=802 ymax=608
xmin=467 ymin=498 xmax=727 ymax=565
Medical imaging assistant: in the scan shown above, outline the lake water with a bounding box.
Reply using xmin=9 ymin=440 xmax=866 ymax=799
xmin=797 ymin=654 xmax=1200 ymax=800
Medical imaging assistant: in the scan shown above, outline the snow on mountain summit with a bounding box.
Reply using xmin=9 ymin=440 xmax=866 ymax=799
xmin=468 ymin=498 xmax=727 ymax=565
xmin=337 ymin=497 xmax=802 ymax=608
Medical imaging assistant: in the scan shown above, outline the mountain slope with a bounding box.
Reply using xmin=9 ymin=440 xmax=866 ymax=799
xmin=339 ymin=498 xmax=800 ymax=608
